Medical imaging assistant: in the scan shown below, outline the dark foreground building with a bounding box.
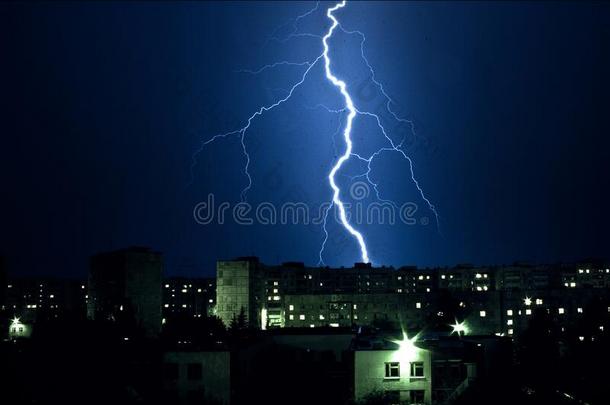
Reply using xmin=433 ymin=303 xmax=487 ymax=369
xmin=88 ymin=246 xmax=163 ymax=337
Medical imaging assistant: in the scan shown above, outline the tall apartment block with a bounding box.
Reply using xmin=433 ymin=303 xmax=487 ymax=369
xmin=88 ymin=247 xmax=163 ymax=337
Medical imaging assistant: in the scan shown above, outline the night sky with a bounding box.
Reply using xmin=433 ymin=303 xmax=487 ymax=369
xmin=1 ymin=1 xmax=609 ymax=278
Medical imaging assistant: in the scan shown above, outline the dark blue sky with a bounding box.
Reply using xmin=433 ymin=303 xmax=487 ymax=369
xmin=1 ymin=1 xmax=609 ymax=278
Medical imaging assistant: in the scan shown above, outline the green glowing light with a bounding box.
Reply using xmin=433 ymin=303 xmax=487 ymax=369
xmin=450 ymin=320 xmax=469 ymax=336
xmin=391 ymin=331 xmax=420 ymax=363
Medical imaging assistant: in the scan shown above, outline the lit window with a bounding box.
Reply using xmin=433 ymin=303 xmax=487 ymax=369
xmin=289 ymin=314 xmax=294 ymax=320
xmin=508 ymin=329 xmax=513 ymax=335
xmin=410 ymin=362 xmax=424 ymax=378
xmin=182 ymin=304 xmax=187 ymax=308
xmin=579 ymin=336 xmax=584 ymax=342
xmin=441 ymin=275 xmax=446 ymax=279
xmin=535 ymin=299 xmax=543 ymax=305
xmin=197 ymin=288 xmax=202 ymax=293
xmin=289 ymin=305 xmax=294 ymax=311
xmin=273 ymin=296 xmax=280 ymax=301
xmin=164 ymin=304 xmax=169 ymax=308
xmin=353 ymin=304 xmax=357 ymax=310
xmin=578 ymin=269 xmax=584 ymax=274
xmin=299 ymin=314 xmax=305 ymax=320
xmin=384 ymin=362 xmax=400 ymax=379
xmin=164 ymin=284 xmax=169 ymax=288
xmin=426 ymin=288 xmax=431 ymax=293
xmin=273 ymin=289 xmax=278 ymax=294
xmin=273 ymin=281 xmax=278 ymax=286
xmin=476 ymin=286 xmax=482 ymax=291
xmin=558 ymin=308 xmax=565 ymax=315
xmin=577 ymin=307 xmax=583 ymax=314
xmin=208 ymin=299 xmax=213 ymax=303
xmin=526 ymin=309 xmax=532 ymax=315
xmin=475 ymin=273 xmax=482 ymax=279
xmin=416 ymin=302 xmax=421 ymax=309
xmin=570 ymin=282 xmax=576 ymax=288
xmin=507 ymin=319 xmax=513 ymax=325
xmin=479 ymin=310 xmax=486 ymax=318
xmin=507 ymin=309 xmax=513 ymax=316
xmin=418 ymin=275 xmax=423 ymax=280
xmin=319 ymin=315 xmax=325 ymax=320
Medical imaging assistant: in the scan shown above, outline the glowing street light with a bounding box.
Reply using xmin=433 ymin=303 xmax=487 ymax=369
xmin=450 ymin=320 xmax=469 ymax=336
xmin=11 ymin=317 xmax=21 ymax=325
xmin=524 ymin=297 xmax=532 ymax=306
xmin=391 ymin=330 xmax=420 ymax=363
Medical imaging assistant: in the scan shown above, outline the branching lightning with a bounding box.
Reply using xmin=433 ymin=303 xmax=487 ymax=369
xmin=190 ymin=0 xmax=440 ymax=265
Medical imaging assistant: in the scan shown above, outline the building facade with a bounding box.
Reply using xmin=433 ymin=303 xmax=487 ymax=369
xmin=88 ymin=247 xmax=163 ymax=337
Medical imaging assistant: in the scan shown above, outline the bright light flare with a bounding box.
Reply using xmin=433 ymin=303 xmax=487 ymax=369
xmin=450 ymin=320 xmax=469 ymax=336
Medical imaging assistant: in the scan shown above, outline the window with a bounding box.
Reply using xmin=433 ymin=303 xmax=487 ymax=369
xmin=187 ymin=363 xmax=202 ymax=381
xmin=410 ymin=362 xmax=424 ymax=378
xmin=384 ymin=362 xmax=400 ymax=379
xmin=410 ymin=390 xmax=425 ymax=404
xmin=299 ymin=314 xmax=305 ymax=320
xmin=289 ymin=305 xmax=294 ymax=311
xmin=416 ymin=302 xmax=421 ymax=309
xmin=289 ymin=314 xmax=294 ymax=320
xmin=479 ymin=310 xmax=486 ymax=318
xmin=164 ymin=363 xmax=179 ymax=381
xmin=558 ymin=308 xmax=565 ymax=314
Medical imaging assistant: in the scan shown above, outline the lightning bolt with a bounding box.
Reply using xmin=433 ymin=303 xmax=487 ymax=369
xmin=322 ymin=0 xmax=370 ymax=264
xmin=190 ymin=0 xmax=440 ymax=265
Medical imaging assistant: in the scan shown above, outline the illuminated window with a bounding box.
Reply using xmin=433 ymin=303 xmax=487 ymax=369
xmin=536 ymin=299 xmax=543 ymax=305
xmin=319 ymin=314 xmax=325 ymax=320
xmin=273 ymin=281 xmax=278 ymax=286
xmin=410 ymin=362 xmax=425 ymax=378
xmin=579 ymin=336 xmax=584 ymax=341
xmin=164 ymin=304 xmax=169 ymax=308
xmin=418 ymin=275 xmax=423 ymax=280
xmin=273 ymin=289 xmax=278 ymax=294
xmin=577 ymin=307 xmax=583 ymax=313
xmin=416 ymin=302 xmax=421 ymax=309
xmin=506 ymin=310 xmax=513 ymax=316
xmin=299 ymin=314 xmax=305 ymax=320
xmin=507 ymin=319 xmax=513 ymax=325
xmin=289 ymin=314 xmax=294 ymax=320
xmin=508 ymin=328 xmax=513 ymax=335
xmin=384 ymin=362 xmax=400 ymax=379
xmin=558 ymin=308 xmax=565 ymax=315
xmin=526 ymin=309 xmax=532 ymax=315
xmin=197 ymin=288 xmax=202 ymax=293
xmin=164 ymin=284 xmax=169 ymax=288
xmin=441 ymin=275 xmax=446 ymax=279
xmin=353 ymin=304 xmax=357 ymax=310
xmin=479 ymin=310 xmax=486 ymax=318
xmin=570 ymin=282 xmax=576 ymax=288
xmin=273 ymin=296 xmax=280 ymax=301
xmin=475 ymin=273 xmax=482 ymax=279
xmin=289 ymin=305 xmax=294 ymax=311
